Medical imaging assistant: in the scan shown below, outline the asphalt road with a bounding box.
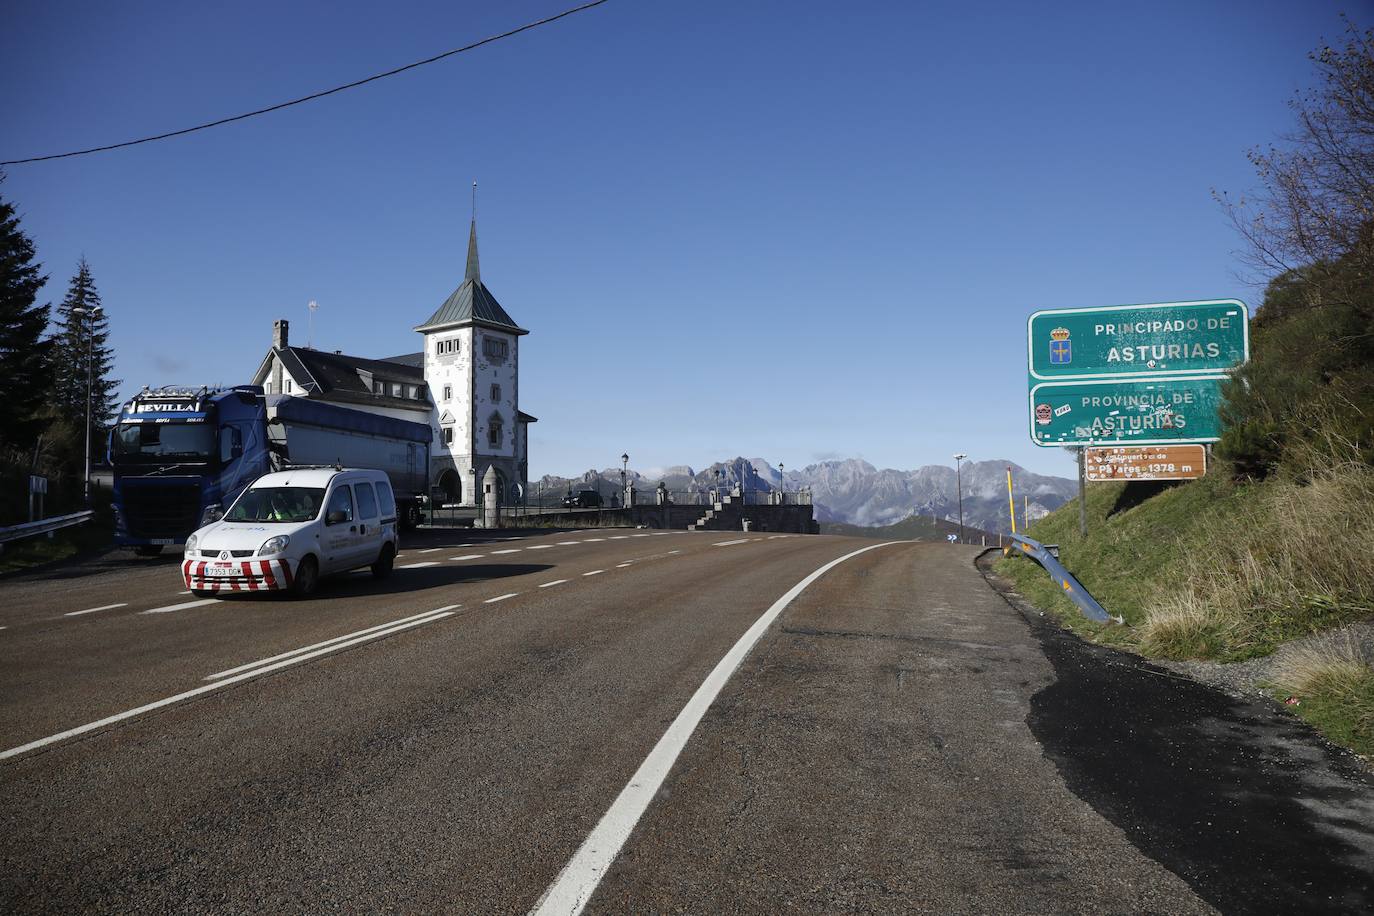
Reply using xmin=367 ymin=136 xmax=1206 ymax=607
xmin=1 ymin=528 xmax=1370 ymax=913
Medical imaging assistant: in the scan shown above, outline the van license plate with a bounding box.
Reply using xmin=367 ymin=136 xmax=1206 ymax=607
xmin=206 ymin=565 xmax=238 ymax=577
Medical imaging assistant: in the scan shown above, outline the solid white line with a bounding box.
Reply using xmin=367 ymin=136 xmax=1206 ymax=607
xmin=491 ymin=549 xmax=521 ymax=555
xmin=712 ymin=538 xmax=750 ymax=547
xmin=484 ymin=593 xmax=518 ymax=604
xmin=526 ymin=544 xmax=555 ymax=550
xmin=1 ymin=610 xmax=458 ymax=761
xmin=205 ymin=608 xmax=457 ymax=680
xmin=418 ymin=548 xmax=443 ymax=554
xmin=65 ymin=603 xmax=129 ymax=617
xmin=582 ymin=570 xmax=603 ymax=577
xmin=530 ymin=542 xmax=904 ymax=915
xmin=539 ymin=579 xmax=568 ymax=588
xmin=142 ymin=598 xmax=219 ymax=615
xmin=452 ymin=554 xmax=485 ymax=561
xmin=397 ymin=561 xmax=440 ymax=569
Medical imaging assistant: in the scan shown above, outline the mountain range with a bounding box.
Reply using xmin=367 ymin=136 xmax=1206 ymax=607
xmin=534 ymin=457 xmax=1076 ymax=532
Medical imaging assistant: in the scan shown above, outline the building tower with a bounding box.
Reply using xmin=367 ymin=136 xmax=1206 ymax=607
xmin=415 ymin=215 xmax=533 ymax=507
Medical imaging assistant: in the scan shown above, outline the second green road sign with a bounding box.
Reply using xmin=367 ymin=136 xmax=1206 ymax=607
xmin=1029 ymin=376 xmax=1229 ymax=446
xmin=1028 ymin=299 xmax=1248 ymax=381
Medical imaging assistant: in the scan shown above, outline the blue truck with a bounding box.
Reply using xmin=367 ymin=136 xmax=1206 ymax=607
xmin=111 ymin=385 xmax=431 ymax=555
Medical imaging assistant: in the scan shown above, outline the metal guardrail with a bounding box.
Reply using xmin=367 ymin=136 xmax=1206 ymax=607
xmin=0 ymin=510 xmax=96 ymax=549
xmin=1004 ymin=532 xmax=1120 ymax=624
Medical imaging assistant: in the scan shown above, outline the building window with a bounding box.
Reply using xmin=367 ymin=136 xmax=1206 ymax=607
xmin=435 ymin=338 xmax=459 ymax=356
xmin=435 ymin=340 xmax=442 ymax=356
xmin=490 ymin=383 xmax=501 ymax=401
xmin=284 ymin=378 xmax=293 ymax=394
xmin=482 ymin=337 xmax=508 ymax=361
xmin=488 ymin=412 xmax=504 ymax=449
xmin=264 ymin=382 xmax=273 ymax=394
xmin=443 ymin=384 xmax=452 ymax=401
xmin=442 ymin=427 xmax=453 ymax=446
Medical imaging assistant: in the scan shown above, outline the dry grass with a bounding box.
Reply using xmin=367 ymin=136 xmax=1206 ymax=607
xmin=1138 ymin=458 xmax=1374 ymax=660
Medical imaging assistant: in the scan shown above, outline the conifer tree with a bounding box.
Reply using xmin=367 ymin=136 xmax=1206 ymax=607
xmin=51 ymin=258 xmax=121 ymax=441
xmin=0 ymin=174 xmax=53 ymax=450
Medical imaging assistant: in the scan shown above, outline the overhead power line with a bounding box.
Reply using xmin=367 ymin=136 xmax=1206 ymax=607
xmin=2 ymin=0 xmax=611 ymax=166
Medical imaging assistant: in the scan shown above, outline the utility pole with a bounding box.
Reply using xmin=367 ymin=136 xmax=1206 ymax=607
xmin=953 ymin=453 xmax=966 ymax=544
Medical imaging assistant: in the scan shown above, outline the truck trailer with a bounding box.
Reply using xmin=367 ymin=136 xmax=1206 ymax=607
xmin=111 ymin=385 xmax=431 ymax=554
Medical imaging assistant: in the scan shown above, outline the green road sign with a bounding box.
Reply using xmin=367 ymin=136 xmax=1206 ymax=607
xmin=1028 ymin=299 xmax=1248 ymax=381
xmin=1029 ymin=375 xmax=1228 ymax=446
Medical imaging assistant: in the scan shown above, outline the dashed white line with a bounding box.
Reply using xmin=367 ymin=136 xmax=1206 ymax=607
xmin=583 ymin=538 xmax=605 ymax=543
xmin=713 ymin=538 xmax=750 ymax=547
xmin=615 ymin=563 xmax=632 ymax=568
xmin=451 ymin=554 xmax=485 ymax=561
xmin=526 ymin=544 xmax=555 ymax=550
xmin=557 ymin=541 xmax=582 ymax=546
xmin=530 ymin=541 xmax=904 ymax=916
xmin=609 ymin=536 xmax=630 ymax=540
xmin=668 ymin=550 xmax=682 ymax=555
xmin=651 ymin=532 xmax=671 ymax=536
xmin=65 ymin=603 xmax=129 ymax=617
xmin=417 ymin=548 xmax=443 ymax=554
xmin=491 ymin=549 xmax=521 ymax=555
xmin=397 ymin=561 xmax=441 ymax=569
xmin=142 ymin=598 xmax=219 ymax=615
xmin=539 ymin=579 xmax=568 ymax=588
xmin=1 ymin=607 xmax=460 ymax=761
xmin=484 ymin=593 xmax=519 ymax=604
xmin=582 ymin=570 xmax=604 ymax=577
xmin=632 ymin=534 xmax=650 ymax=538
xmin=205 ymin=608 xmax=458 ymax=680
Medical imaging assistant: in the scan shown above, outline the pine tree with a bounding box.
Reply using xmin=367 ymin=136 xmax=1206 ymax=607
xmin=0 ymin=174 xmax=53 ymax=451
xmin=51 ymin=258 xmax=121 ymax=443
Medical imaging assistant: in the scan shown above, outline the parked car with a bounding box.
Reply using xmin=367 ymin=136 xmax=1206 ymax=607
xmin=562 ymin=489 xmax=604 ymax=508
xmin=181 ymin=467 xmax=398 ymax=598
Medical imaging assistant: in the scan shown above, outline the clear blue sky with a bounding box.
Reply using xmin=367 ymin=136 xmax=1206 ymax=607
xmin=2 ymin=0 xmax=1354 ymax=479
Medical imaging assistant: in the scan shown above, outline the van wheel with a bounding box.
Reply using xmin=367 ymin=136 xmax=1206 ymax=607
xmin=290 ymin=555 xmax=320 ymax=598
xmin=371 ymin=543 xmax=396 ymax=579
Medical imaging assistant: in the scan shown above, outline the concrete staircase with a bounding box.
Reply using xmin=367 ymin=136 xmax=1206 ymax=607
xmin=688 ymin=495 xmax=747 ymax=531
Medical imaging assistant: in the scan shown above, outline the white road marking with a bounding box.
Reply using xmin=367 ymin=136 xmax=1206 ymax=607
xmin=632 ymin=534 xmax=650 ymax=538
xmin=615 ymin=563 xmax=632 ymax=568
xmin=484 ymin=593 xmax=518 ymax=604
xmin=713 ymin=538 xmax=750 ymax=547
xmin=142 ymin=598 xmax=219 ymax=615
xmin=65 ymin=603 xmax=129 ymax=617
xmin=651 ymin=532 xmax=671 ymax=536
xmin=1 ymin=608 xmax=460 ymax=761
xmin=491 ymin=549 xmax=521 ymax=555
xmin=205 ymin=608 xmax=458 ymax=680
xmin=452 ymin=554 xmax=485 ymax=561
xmin=398 ymin=561 xmax=441 ymax=569
xmin=418 ymin=548 xmax=443 ymax=554
xmin=556 ymin=541 xmax=582 ymax=546
xmin=178 ymin=590 xmax=192 ymax=595
xmin=582 ymin=570 xmax=603 ymax=577
xmin=609 ymin=536 xmax=630 ymax=540
xmin=526 ymin=544 xmax=555 ymax=550
xmin=539 ymin=579 xmax=568 ymax=588
xmin=530 ymin=541 xmax=904 ymax=916
xmin=668 ymin=550 xmax=682 ymax=555
xmin=583 ymin=538 xmax=605 ymax=542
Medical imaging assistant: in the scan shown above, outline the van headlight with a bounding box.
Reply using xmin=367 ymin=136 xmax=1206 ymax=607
xmin=259 ymin=535 xmax=290 ymax=556
xmin=184 ymin=533 xmax=198 ymax=553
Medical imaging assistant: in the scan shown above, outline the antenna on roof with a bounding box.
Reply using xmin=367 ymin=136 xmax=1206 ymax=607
xmin=308 ymin=299 xmax=318 ymax=349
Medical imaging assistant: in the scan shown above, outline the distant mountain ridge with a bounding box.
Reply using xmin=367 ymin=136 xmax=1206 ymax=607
xmin=535 ymin=456 xmax=1075 ymax=532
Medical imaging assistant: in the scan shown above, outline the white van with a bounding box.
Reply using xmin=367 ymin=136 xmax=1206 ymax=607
xmin=181 ymin=467 xmax=398 ymax=598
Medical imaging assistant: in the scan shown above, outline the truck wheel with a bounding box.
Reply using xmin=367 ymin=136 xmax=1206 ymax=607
xmin=290 ymin=555 xmax=320 ymax=598
xmin=134 ymin=545 xmax=164 ymax=557
xmin=371 ymin=543 xmax=395 ymax=579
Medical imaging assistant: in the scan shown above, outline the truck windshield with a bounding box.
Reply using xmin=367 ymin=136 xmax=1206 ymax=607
xmin=225 ymin=487 xmax=325 ymax=523
xmin=112 ymin=422 xmax=214 ymax=464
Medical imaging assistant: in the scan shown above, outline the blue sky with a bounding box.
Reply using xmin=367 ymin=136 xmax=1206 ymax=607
xmin=2 ymin=0 xmax=1354 ymax=479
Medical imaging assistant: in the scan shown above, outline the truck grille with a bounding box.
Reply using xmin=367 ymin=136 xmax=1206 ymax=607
xmin=122 ymin=482 xmax=202 ymax=539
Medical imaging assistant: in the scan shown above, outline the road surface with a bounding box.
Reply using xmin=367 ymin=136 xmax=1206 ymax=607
xmin=1 ymin=528 xmax=1370 ymax=913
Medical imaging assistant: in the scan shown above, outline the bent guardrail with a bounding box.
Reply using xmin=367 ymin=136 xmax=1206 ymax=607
xmin=0 ymin=510 xmax=96 ymax=551
xmin=1003 ymin=532 xmax=1120 ymax=624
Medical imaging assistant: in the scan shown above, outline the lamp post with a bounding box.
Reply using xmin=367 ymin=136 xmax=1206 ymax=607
xmin=778 ymin=461 xmax=784 ymax=504
xmin=72 ymin=305 xmax=102 ymax=506
xmin=953 ymin=453 xmax=967 ymax=544
xmin=621 ymin=452 xmax=629 ymax=506
xmin=714 ymin=467 xmax=721 ymax=503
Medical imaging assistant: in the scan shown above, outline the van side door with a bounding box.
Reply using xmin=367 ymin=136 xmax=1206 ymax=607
xmin=352 ymin=480 xmax=382 ymax=567
xmin=321 ymin=483 xmax=358 ymax=573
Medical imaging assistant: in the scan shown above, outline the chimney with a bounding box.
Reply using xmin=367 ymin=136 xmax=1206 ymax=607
xmin=273 ymin=319 xmax=289 ymax=350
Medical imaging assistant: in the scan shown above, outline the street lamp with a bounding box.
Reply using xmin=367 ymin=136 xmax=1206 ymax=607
xmin=778 ymin=461 xmax=784 ymax=504
xmin=72 ymin=305 xmax=102 ymax=506
xmin=953 ymin=453 xmax=967 ymax=544
xmin=621 ymin=452 xmax=629 ymax=505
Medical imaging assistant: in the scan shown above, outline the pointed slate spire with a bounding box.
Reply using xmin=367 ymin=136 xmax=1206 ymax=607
xmin=464 ymin=218 xmax=480 ymax=282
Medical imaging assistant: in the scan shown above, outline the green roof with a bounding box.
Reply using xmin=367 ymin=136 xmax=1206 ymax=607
xmin=415 ymin=220 xmax=527 ymax=335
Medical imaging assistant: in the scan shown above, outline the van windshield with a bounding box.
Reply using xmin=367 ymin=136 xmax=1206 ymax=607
xmin=226 ymin=487 xmax=325 ymax=523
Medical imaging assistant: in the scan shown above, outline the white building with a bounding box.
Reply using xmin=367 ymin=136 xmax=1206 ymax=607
xmin=251 ymin=217 xmax=534 ymax=507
